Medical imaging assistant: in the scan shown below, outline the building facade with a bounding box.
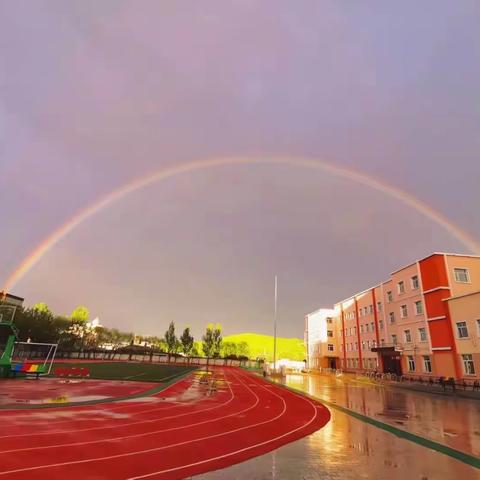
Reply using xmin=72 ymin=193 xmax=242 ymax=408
xmin=305 ymin=253 xmax=480 ymax=380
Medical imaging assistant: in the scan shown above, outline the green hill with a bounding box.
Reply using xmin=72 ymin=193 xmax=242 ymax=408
xmin=223 ymin=333 xmax=305 ymax=361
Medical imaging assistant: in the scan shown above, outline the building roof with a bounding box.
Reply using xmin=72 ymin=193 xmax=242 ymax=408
xmin=443 ymin=290 xmax=480 ymax=302
xmin=0 ymin=292 xmax=24 ymax=302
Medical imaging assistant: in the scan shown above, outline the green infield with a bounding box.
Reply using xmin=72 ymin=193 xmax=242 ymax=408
xmin=50 ymin=361 xmax=197 ymax=383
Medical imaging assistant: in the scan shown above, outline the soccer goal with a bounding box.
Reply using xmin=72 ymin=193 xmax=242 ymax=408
xmin=11 ymin=341 xmax=58 ymax=377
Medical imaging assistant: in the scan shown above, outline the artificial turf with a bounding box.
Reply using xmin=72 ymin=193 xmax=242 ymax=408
xmin=50 ymin=361 xmax=197 ymax=383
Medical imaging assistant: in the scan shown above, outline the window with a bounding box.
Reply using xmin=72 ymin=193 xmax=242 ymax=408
xmin=389 ymin=312 xmax=395 ymax=324
xmin=327 ymin=317 xmax=333 ymax=324
xmin=462 ymin=354 xmax=475 ymax=375
xmin=381 ymin=338 xmax=385 ymax=346
xmin=365 ymin=324 xmax=369 ymax=333
xmin=355 ymin=342 xmax=358 ymax=351
xmin=379 ymin=320 xmax=384 ymax=330
xmin=411 ymin=275 xmax=419 ymax=289
xmin=327 ymin=330 xmax=333 ymax=337
xmin=392 ymin=334 xmax=397 ymax=345
xmin=454 ymin=268 xmax=470 ymax=283
xmin=418 ymin=327 xmax=427 ymax=342
xmin=407 ymin=356 xmax=415 ymax=372
xmin=456 ymin=321 xmax=469 ymax=338
xmin=367 ymin=340 xmax=371 ymax=348
xmin=359 ymin=308 xmax=363 ymax=317
xmin=398 ymin=281 xmax=405 ymax=294
xmin=477 ymin=319 xmax=480 ymax=336
xmin=327 ymin=344 xmax=334 ymax=352
xmin=371 ymin=322 xmax=375 ymax=332
xmin=361 ymin=341 xmax=366 ymax=350
xmin=387 ymin=291 xmax=393 ymax=303
xmin=423 ymin=356 xmax=432 ymax=373
xmin=415 ymin=300 xmax=423 ymax=315
xmin=360 ymin=325 xmax=364 ymax=333
xmin=400 ymin=305 xmax=408 ymax=318
xmin=369 ymin=305 xmax=374 ymax=314
xmin=377 ymin=301 xmax=382 ymax=312
xmin=404 ymin=329 xmax=412 ymax=343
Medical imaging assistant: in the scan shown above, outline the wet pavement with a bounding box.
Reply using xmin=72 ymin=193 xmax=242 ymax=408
xmin=195 ymin=372 xmax=480 ymax=479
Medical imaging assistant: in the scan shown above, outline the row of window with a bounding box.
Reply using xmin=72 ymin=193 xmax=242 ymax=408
xmin=407 ymin=354 xmax=476 ymax=375
xmin=343 ymin=268 xmax=471 ymax=316
xmin=344 ymin=357 xmax=379 ymax=370
xmin=388 ymin=301 xmax=423 ymax=323
xmin=391 ymin=327 xmax=427 ymax=345
xmin=386 ymin=275 xmax=419 ymax=302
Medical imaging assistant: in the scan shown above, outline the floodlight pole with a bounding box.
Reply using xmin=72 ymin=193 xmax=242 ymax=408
xmin=273 ymin=275 xmax=277 ymax=373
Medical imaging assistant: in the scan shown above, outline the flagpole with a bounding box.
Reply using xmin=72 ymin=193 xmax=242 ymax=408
xmin=273 ymin=275 xmax=277 ymax=373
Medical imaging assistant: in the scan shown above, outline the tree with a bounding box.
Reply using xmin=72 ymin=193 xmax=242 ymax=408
xmin=33 ymin=302 xmax=51 ymax=314
xmin=222 ymin=341 xmax=237 ymax=358
xmin=202 ymin=324 xmax=215 ymax=359
xmin=70 ymin=305 xmax=89 ymax=323
xmin=164 ymin=321 xmax=177 ymax=362
xmin=237 ymin=341 xmax=250 ymax=358
xmin=212 ymin=324 xmax=222 ymax=358
xmin=180 ymin=327 xmax=194 ymax=360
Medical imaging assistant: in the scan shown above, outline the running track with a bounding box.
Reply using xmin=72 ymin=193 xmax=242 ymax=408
xmin=0 ymin=368 xmax=330 ymax=479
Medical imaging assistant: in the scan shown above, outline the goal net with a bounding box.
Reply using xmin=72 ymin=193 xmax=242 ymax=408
xmin=12 ymin=342 xmax=58 ymax=376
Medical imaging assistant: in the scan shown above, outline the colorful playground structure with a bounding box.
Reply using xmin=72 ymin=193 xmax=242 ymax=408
xmin=0 ymin=316 xmax=57 ymax=379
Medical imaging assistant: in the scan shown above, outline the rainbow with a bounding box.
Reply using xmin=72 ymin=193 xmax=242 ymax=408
xmin=3 ymin=155 xmax=479 ymax=293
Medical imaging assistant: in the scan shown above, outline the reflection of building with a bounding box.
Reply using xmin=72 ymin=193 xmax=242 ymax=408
xmin=305 ymin=308 xmax=336 ymax=369
xmin=305 ymin=253 xmax=480 ymax=380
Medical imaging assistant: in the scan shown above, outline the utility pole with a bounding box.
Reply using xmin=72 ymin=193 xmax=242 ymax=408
xmin=273 ymin=275 xmax=277 ymax=373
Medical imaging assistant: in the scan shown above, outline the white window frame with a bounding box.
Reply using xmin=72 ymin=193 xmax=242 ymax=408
xmin=454 ymin=268 xmax=470 ymax=284
xmin=389 ymin=312 xmax=395 ymax=324
xmin=379 ymin=319 xmax=384 ymax=330
xmin=400 ymin=305 xmax=408 ymax=318
xmin=391 ymin=334 xmax=397 ymax=345
xmin=411 ymin=275 xmax=419 ymax=290
xmin=414 ymin=300 xmax=423 ymax=315
xmin=387 ymin=291 xmax=393 ymax=303
xmin=404 ymin=329 xmax=412 ymax=343
xmin=456 ymin=321 xmax=469 ymax=339
xmin=462 ymin=354 xmax=475 ymax=375
xmin=407 ymin=356 xmax=415 ymax=372
xmin=397 ymin=281 xmax=405 ymax=294
xmin=418 ymin=327 xmax=427 ymax=342
xmin=423 ymin=355 xmax=432 ymax=373
xmin=327 ymin=344 xmax=334 ymax=352
xmin=377 ymin=301 xmax=382 ymax=312
xmin=477 ymin=319 xmax=480 ymax=337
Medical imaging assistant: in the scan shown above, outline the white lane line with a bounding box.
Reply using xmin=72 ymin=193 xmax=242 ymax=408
xmin=129 ymin=379 xmax=319 ymax=479
xmin=0 ymin=374 xmax=233 ymax=440
xmin=0 ymin=369 xmax=278 ymax=476
xmin=0 ymin=370 xmax=259 ymax=454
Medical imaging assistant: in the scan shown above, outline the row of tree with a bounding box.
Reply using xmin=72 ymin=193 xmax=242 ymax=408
xmin=3 ymin=302 xmax=250 ymax=360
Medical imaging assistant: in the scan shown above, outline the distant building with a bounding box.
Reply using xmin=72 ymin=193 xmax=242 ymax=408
xmin=305 ymin=253 xmax=480 ymax=380
xmin=305 ymin=308 xmax=336 ymax=370
xmin=0 ymin=292 xmax=24 ymax=308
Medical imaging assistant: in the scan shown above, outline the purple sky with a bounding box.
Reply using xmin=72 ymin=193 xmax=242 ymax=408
xmin=1 ymin=1 xmax=479 ymax=338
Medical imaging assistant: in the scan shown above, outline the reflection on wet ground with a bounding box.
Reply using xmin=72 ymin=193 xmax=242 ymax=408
xmin=196 ymin=373 xmax=480 ymax=479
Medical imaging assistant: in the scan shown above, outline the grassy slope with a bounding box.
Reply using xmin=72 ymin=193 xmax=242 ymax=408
xmin=223 ymin=333 xmax=306 ymax=361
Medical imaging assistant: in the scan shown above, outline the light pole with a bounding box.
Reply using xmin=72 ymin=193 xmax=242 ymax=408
xmin=273 ymin=275 xmax=277 ymax=373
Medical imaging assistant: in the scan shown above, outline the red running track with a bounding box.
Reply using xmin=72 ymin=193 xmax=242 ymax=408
xmin=0 ymin=368 xmax=330 ymax=479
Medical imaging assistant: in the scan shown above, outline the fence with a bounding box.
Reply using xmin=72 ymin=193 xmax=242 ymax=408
xmin=53 ymin=349 xmax=259 ymax=369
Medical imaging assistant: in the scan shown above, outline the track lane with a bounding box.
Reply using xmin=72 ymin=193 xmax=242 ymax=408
xmin=0 ymin=368 xmax=330 ymax=480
